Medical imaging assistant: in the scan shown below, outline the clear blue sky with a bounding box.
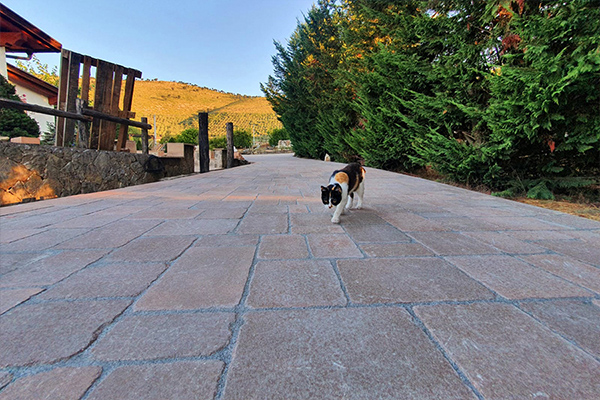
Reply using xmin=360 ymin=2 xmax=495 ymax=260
xmin=3 ymin=0 xmax=316 ymax=96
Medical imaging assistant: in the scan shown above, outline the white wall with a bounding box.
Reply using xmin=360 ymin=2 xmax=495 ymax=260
xmin=0 ymin=47 xmax=7 ymax=78
xmin=1 ymin=48 xmax=55 ymax=136
xmin=11 ymin=84 xmax=55 ymax=135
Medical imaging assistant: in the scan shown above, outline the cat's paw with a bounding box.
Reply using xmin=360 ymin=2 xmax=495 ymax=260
xmin=353 ymin=204 xmax=362 ymax=210
xmin=331 ymin=216 xmax=340 ymax=224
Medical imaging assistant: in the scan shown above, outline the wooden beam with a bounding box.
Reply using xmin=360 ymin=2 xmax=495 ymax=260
xmin=0 ymin=98 xmax=152 ymax=129
xmin=0 ymin=98 xmax=90 ymax=121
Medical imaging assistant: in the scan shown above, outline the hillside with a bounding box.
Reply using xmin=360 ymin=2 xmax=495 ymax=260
xmin=130 ymin=80 xmax=282 ymax=141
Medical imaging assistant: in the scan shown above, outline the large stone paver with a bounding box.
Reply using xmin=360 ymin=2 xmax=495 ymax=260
xmin=224 ymin=307 xmax=477 ymax=399
xmin=1 ymin=153 xmax=599 ymax=399
xmin=338 ymin=257 xmax=495 ymax=304
xmin=38 ymin=262 xmax=167 ymax=300
xmin=86 ymin=361 xmax=224 ymax=400
xmin=134 ymin=246 xmax=255 ymax=310
xmin=91 ymin=312 xmax=234 ymax=361
xmin=0 ymin=300 xmax=130 ymax=367
xmin=247 ymin=260 xmax=346 ymax=308
xmin=0 ymin=367 xmax=101 ymax=400
xmin=414 ymin=302 xmax=600 ymax=399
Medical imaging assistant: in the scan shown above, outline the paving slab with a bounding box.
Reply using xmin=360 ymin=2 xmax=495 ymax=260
xmin=86 ymin=361 xmax=224 ymax=400
xmin=224 ymin=307 xmax=477 ymax=399
xmin=0 ymin=367 xmax=101 ymax=400
xmin=134 ymin=246 xmax=255 ymax=310
xmin=445 ymin=255 xmax=594 ymax=299
xmin=518 ymin=253 xmax=600 ymax=294
xmin=257 ymin=234 xmax=309 ymax=259
xmin=1 ymin=153 xmax=599 ymax=399
xmin=247 ymin=260 xmax=346 ymax=308
xmin=306 ymin=233 xmax=363 ymax=258
xmin=0 ymin=287 xmax=42 ymax=315
xmin=338 ymin=257 xmax=495 ymax=304
xmin=0 ymin=300 xmax=130 ymax=367
xmin=37 ymin=262 xmax=168 ymax=300
xmin=519 ymin=299 xmax=600 ymax=359
xmin=105 ymin=236 xmax=195 ymax=262
xmin=414 ymin=302 xmax=600 ymax=399
xmin=91 ymin=312 xmax=234 ymax=361
xmin=0 ymin=250 xmax=109 ymax=288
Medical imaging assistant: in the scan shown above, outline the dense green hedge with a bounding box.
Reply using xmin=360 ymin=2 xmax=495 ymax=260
xmin=263 ymin=0 xmax=600 ymax=198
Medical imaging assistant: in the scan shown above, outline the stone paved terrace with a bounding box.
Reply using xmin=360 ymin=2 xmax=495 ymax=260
xmin=1 ymin=153 xmax=599 ymax=399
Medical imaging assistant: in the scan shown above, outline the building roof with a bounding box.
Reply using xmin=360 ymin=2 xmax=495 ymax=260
xmin=0 ymin=3 xmax=62 ymax=53
xmin=7 ymin=64 xmax=58 ymax=105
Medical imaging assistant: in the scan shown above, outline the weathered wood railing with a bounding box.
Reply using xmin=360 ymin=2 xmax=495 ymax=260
xmin=57 ymin=50 xmax=142 ymax=151
xmin=0 ymin=98 xmax=151 ymax=154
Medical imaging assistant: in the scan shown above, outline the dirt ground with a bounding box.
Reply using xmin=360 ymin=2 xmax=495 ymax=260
xmin=515 ymin=198 xmax=600 ymax=222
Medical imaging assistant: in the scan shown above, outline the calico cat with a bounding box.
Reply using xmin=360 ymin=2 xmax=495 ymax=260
xmin=321 ymin=162 xmax=366 ymax=224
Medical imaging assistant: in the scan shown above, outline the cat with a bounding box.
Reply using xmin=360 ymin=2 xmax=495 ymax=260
xmin=321 ymin=162 xmax=366 ymax=224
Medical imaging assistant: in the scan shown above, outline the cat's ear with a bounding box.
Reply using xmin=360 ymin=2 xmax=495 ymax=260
xmin=333 ymin=185 xmax=342 ymax=193
xmin=321 ymin=186 xmax=328 ymax=192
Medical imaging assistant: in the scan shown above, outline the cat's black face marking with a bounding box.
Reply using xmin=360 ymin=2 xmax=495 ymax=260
xmin=321 ymin=184 xmax=342 ymax=207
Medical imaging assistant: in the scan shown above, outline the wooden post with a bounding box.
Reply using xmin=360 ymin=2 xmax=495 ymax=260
xmin=198 ymin=112 xmax=209 ymax=173
xmin=226 ymin=122 xmax=234 ymax=169
xmin=64 ymin=51 xmax=82 ymax=146
xmin=141 ymin=117 xmax=149 ymax=154
xmin=55 ymin=49 xmax=70 ymax=146
xmin=76 ymin=99 xmax=89 ymax=147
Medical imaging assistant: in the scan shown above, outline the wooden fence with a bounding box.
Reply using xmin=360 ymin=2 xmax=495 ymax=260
xmin=56 ymin=49 xmax=142 ymax=151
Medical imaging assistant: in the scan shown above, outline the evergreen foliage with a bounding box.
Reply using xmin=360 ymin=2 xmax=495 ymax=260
xmin=263 ymin=0 xmax=600 ymax=196
xmin=0 ymin=74 xmax=40 ymax=138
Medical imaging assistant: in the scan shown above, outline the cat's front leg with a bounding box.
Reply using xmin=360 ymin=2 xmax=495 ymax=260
xmin=331 ymin=196 xmax=347 ymax=223
xmin=331 ymin=203 xmax=343 ymax=223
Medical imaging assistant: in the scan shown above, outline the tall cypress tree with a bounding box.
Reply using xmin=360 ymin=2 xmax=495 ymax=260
xmin=262 ymin=0 xmax=341 ymax=159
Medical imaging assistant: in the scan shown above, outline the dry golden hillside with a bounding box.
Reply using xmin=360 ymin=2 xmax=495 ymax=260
xmin=130 ymin=80 xmax=282 ymax=141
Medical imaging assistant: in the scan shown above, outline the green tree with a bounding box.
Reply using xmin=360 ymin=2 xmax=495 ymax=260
xmin=0 ymin=74 xmax=40 ymax=138
xmin=483 ymin=0 xmax=600 ymax=195
xmin=233 ymin=129 xmax=252 ymax=148
xmin=15 ymin=55 xmax=59 ymax=86
xmin=262 ymin=0 xmax=342 ymax=159
xmin=40 ymin=122 xmax=56 ymax=145
xmin=268 ymin=127 xmax=290 ymax=147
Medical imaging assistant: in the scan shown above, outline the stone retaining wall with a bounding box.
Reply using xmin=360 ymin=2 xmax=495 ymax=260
xmin=0 ymin=142 xmax=195 ymax=206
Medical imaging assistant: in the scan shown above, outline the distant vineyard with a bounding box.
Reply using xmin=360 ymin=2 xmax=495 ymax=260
xmin=130 ymin=80 xmax=282 ymax=143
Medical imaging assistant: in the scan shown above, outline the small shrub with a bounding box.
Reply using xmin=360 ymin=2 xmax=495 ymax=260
xmin=233 ymin=129 xmax=252 ymax=148
xmin=268 ymin=128 xmax=289 ymax=147
xmin=209 ymin=136 xmax=227 ymax=150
